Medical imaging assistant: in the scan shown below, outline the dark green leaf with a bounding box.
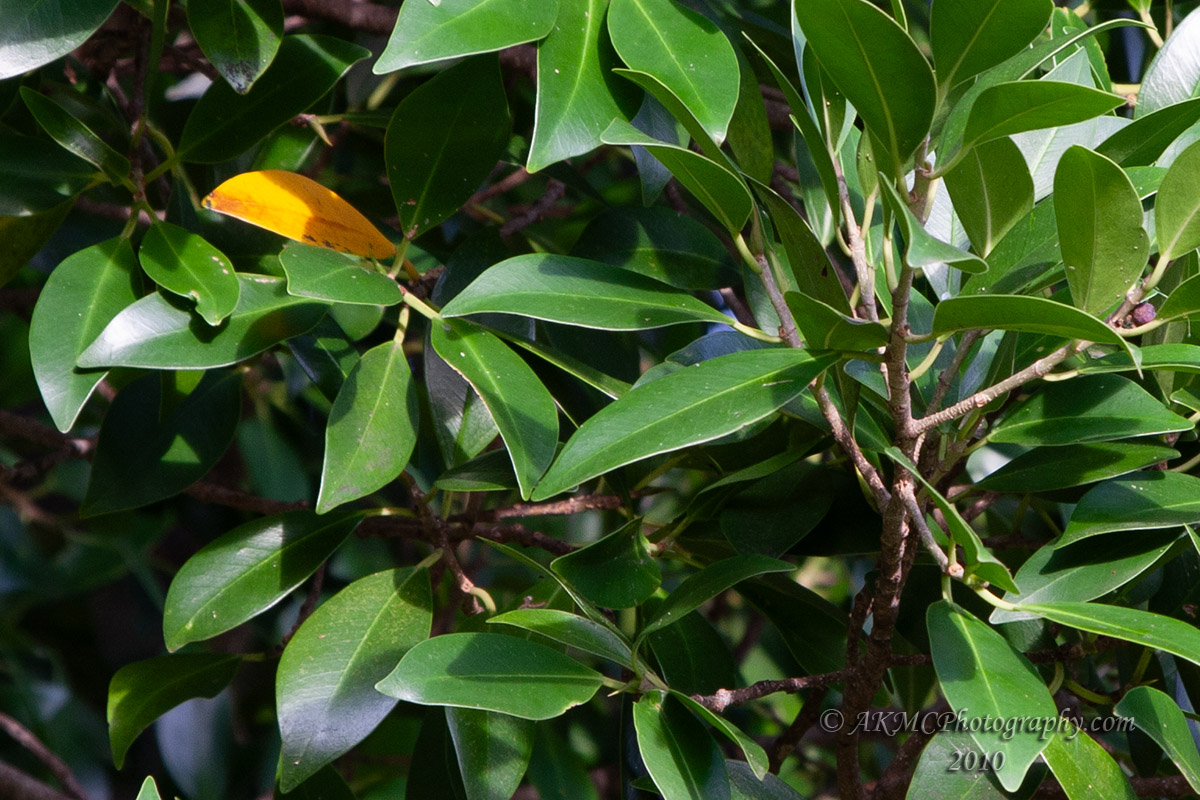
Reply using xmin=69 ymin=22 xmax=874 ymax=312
xmin=1042 ymin=729 xmax=1137 ymax=799
xmin=376 ymin=632 xmax=603 ymax=719
xmin=1114 ymin=686 xmax=1200 ymax=793
xmin=976 ymin=441 xmax=1178 ymax=493
xmin=963 ymin=82 xmax=1125 ymax=151
xmin=945 ymin=137 xmax=1034 ymax=256
xmin=1097 ymin=98 xmax=1200 ymax=166
xmin=930 ymin=295 xmax=1128 ymax=347
xmin=108 ymin=654 xmax=240 ymax=769
xmin=187 ymin=0 xmax=283 ymax=93
xmin=634 ymin=692 xmax=729 ymax=800
xmin=879 ymin=179 xmax=987 ymax=273
xmin=718 ymin=460 xmax=833 ymax=556
xmin=728 ymin=760 xmax=806 ymax=800
xmin=488 ymin=608 xmax=632 ymax=665
xmin=930 ymin=0 xmax=1053 ymax=90
xmin=0 ymin=133 xmax=94 ymax=217
xmin=374 ymin=0 xmax=558 ymax=74
xmin=435 ymin=449 xmax=518 ymax=493
xmin=446 ymin=707 xmax=535 ymax=800
xmin=0 ymin=0 xmax=119 ymax=80
xmin=284 ymin=767 xmax=356 ymax=800
xmin=1021 ymin=601 xmax=1200 ymax=670
xmin=550 ymin=519 xmax=660 ymax=609
xmin=162 ymin=510 xmax=363 ymax=651
xmin=532 ymin=349 xmax=837 ymax=500
xmin=278 ymin=568 xmax=431 ymax=791
xmin=20 ymin=87 xmax=130 ymax=183
xmin=753 ymin=181 xmax=850 ymax=312
xmin=386 ymin=56 xmax=511 ymax=239
xmin=280 ymin=244 xmax=402 ymax=307
xmin=639 ymin=555 xmax=792 ymax=640
xmin=670 ymin=692 xmax=768 ymax=780
xmin=0 ymin=200 xmax=73 ymax=290
xmin=30 ymin=237 xmax=140 ymax=432
xmin=77 ymin=274 xmax=328 ymax=370
xmin=1059 ymin=471 xmax=1200 ymax=546
xmin=179 ymin=35 xmax=370 ymax=163
xmin=139 ymin=221 xmax=241 ymax=325
xmin=907 ymin=731 xmax=1036 ymax=800
xmin=288 ymin=318 xmax=360 ymax=401
xmin=1156 ymin=139 xmax=1200 ymax=263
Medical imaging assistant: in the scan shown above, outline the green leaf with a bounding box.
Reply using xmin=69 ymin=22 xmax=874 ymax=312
xmin=0 ymin=0 xmax=119 ymax=80
xmin=1054 ymin=146 xmax=1148 ymax=315
xmin=527 ymin=0 xmax=638 ymax=172
xmin=976 ymin=441 xmax=1178 ymax=493
xmin=435 ymin=449 xmax=518 ymax=492
xmin=550 ymin=518 xmax=660 ymax=609
xmin=878 ymin=179 xmax=987 ymax=273
xmin=139 ymin=221 xmax=241 ymax=325
xmin=607 ymin=0 xmax=739 ymax=143
xmin=634 ymin=692 xmax=730 ymax=800
xmin=670 ymin=692 xmax=768 ymax=780
xmin=739 ymin=575 xmax=848 ymax=676
xmin=532 ymin=349 xmax=837 ymax=500
xmin=0 ymin=200 xmax=73 ymax=290
xmin=20 ymin=87 xmax=130 ymax=184
xmin=187 ymin=0 xmax=283 ymax=93
xmin=316 ymin=340 xmax=419 ymax=513
xmin=386 ymin=55 xmax=511 ymax=239
xmin=0 ymin=133 xmax=94 ymax=217
xmin=944 ymin=137 xmax=1034 ymax=256
xmin=1156 ymin=139 xmax=1200 ymax=263
xmin=989 ymin=375 xmax=1192 ymax=446
xmin=277 ymin=568 xmax=432 ymax=791
xmin=1158 ymin=272 xmax=1200 ymax=322
xmin=1058 ymin=471 xmax=1200 ymax=546
xmin=284 ymin=767 xmax=355 ymax=800
xmin=963 ymin=82 xmax=1125 ymax=151
xmin=613 ymin=67 xmax=730 ymax=167
xmin=639 ymin=555 xmax=792 ymax=640
xmin=376 ymin=632 xmax=603 ymax=720
xmin=440 ymin=254 xmax=731 ymax=330
xmin=794 ymin=0 xmax=935 ymax=174
xmin=179 ymin=35 xmax=370 ymax=163
xmin=570 ymin=206 xmax=737 ymax=291
xmin=927 ymin=601 xmax=1058 ymax=792
xmin=753 ymin=181 xmax=851 ymax=312
xmin=135 ymin=777 xmax=162 ymax=800
xmin=77 ymin=274 xmax=328 ymax=370
xmin=907 ymin=732 xmax=1039 ymax=800
xmin=82 ymin=370 xmax=241 ymax=517
xmin=601 ymin=119 xmax=753 ymax=233
xmin=930 ymin=0 xmax=1053 ymax=90
xmin=289 ymin=318 xmax=360 ymax=401
xmin=1114 ymin=686 xmax=1200 ymax=793
xmin=1042 ymin=729 xmax=1137 ymax=799
xmin=1097 ymin=98 xmax=1200 ymax=166
xmin=1077 ymin=344 xmax=1200 ymax=376
xmin=30 ymin=237 xmax=140 ymax=432
xmin=107 ymin=654 xmax=240 ymax=769
xmin=280 ymin=244 xmax=402 ymax=307
xmin=930 ymin=295 xmax=1128 ymax=347
xmin=162 ymin=510 xmax=362 ymax=651
xmin=1138 ymin=9 xmax=1200 ymax=118
xmin=1021 ymin=601 xmax=1200 ymax=670
xmin=430 ymin=319 xmax=558 ymax=500
xmin=728 ymin=760 xmax=806 ymax=800
xmin=374 ymin=0 xmax=558 ymax=74
xmin=488 ymin=608 xmax=632 ymax=666
xmin=445 ymin=707 xmax=535 ymax=800
xmin=989 ymin=529 xmax=1178 ymax=623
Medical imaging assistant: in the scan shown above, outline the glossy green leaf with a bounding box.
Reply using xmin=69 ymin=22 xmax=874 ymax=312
xmin=446 ymin=707 xmax=535 ymax=800
xmin=945 ymin=137 xmax=1034 ymax=256
xmin=187 ymin=0 xmax=283 ymax=93
xmin=30 ymin=237 xmax=140 ymax=432
xmin=607 ymin=0 xmax=739 ymax=143
xmin=139 ymin=221 xmax=240 ymax=325
xmin=1054 ymin=146 xmax=1148 ymax=314
xmin=179 ymin=35 xmax=370 ymax=163
xmin=753 ymin=181 xmax=850 ymax=312
xmin=1097 ymin=98 xmax=1200 ymax=166
xmin=615 ymin=66 xmax=733 ymax=173
xmin=289 ymin=318 xmax=360 ymax=401
xmin=990 ymin=529 xmax=1178 ymax=623
xmin=20 ymin=87 xmax=130 ymax=184
xmin=963 ymin=82 xmax=1124 ymax=151
xmin=1158 ymin=272 xmax=1200 ymax=322
xmin=1077 ymin=344 xmax=1200 ymax=376
xmin=435 ymin=449 xmax=518 ymax=492
xmin=1156 ymin=138 xmax=1200 ymax=263
xmin=670 ymin=692 xmax=768 ymax=781
xmin=77 ymin=275 xmax=328 ymax=370
xmin=930 ymin=0 xmax=1052 ymax=90
xmin=1137 ymin=9 xmax=1200 ymax=118
xmin=728 ymin=760 xmax=806 ymax=800
xmin=440 ymin=254 xmax=731 ymax=330
xmin=550 ymin=519 xmax=660 ymax=609
xmin=527 ymin=724 xmax=600 ymax=800
xmin=739 ymin=575 xmax=847 ymax=676
xmin=374 ymin=0 xmax=558 ymax=74
xmin=570 ymin=206 xmax=737 ymax=290
xmin=279 ymin=244 xmax=401 ymax=307
xmin=907 ymin=732 xmax=1036 ymax=800
xmin=1043 ymin=729 xmax=1137 ymax=799
xmin=532 ymin=349 xmax=837 ymax=500
xmin=927 ymin=601 xmax=1057 ymax=792
xmin=82 ymin=370 xmax=241 ymax=517
xmin=108 ymin=654 xmax=240 ymax=769
xmin=727 ymin=53 xmax=773 ymax=185
xmin=989 ymin=375 xmax=1192 ymax=446
xmin=634 ymin=692 xmax=729 ymax=800
xmin=930 ymin=295 xmax=1128 ymax=347
xmin=376 ymin=632 xmax=602 ymax=720
xmin=1059 ymin=471 xmax=1200 ymax=546
xmin=277 ymin=568 xmax=431 ymax=791
xmin=135 ymin=777 xmax=162 ymax=800
xmin=0 ymin=200 xmax=73 ymax=290
xmin=425 ymin=334 xmax=501 ymax=468
xmin=601 ymin=119 xmax=753 ymax=233
xmin=430 ymin=319 xmax=558 ymax=500
xmin=0 ymin=0 xmax=119 ymax=80
xmin=1114 ymin=686 xmax=1200 ymax=793
xmin=488 ymin=608 xmax=632 ymax=665
xmin=794 ymin=0 xmax=935 ymax=173
xmin=718 ymin=460 xmax=834 ymax=557
xmin=879 ymin=179 xmax=987 ymax=273
xmin=527 ymin=0 xmax=637 ymax=173
xmin=316 ymin=340 xmax=419 ymax=513
xmin=162 ymin=510 xmax=363 ymax=651
xmin=977 ymin=441 xmax=1178 ymax=493
xmin=386 ymin=55 xmax=510 ymax=239
xmin=639 ymin=555 xmax=792 ymax=640
xmin=0 ymin=133 xmax=93 ymax=217
xmin=1022 ymin=601 xmax=1200 ymax=670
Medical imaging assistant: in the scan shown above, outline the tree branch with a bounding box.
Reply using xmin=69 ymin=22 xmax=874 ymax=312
xmin=0 ymin=714 xmax=89 ymax=800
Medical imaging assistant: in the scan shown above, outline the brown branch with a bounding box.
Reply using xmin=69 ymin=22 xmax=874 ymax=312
xmin=280 ymin=0 xmax=396 ymax=34
xmin=472 ymin=493 xmax=630 ymax=522
xmin=0 ymin=714 xmax=89 ymax=800
xmin=183 ymin=482 xmax=308 ymax=515
xmin=0 ymin=762 xmax=76 ymax=800
xmin=691 ymin=669 xmax=854 ymax=714
xmin=500 ymin=179 xmax=566 ymax=238
xmin=769 ymin=686 xmax=830 ymax=772
xmin=814 ymin=382 xmax=890 ymax=507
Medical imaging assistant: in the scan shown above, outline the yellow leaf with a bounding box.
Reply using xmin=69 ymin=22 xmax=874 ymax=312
xmin=201 ymin=170 xmax=396 ymax=260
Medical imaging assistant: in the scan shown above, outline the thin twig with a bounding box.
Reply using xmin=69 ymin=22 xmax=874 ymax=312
xmin=0 ymin=714 xmax=89 ymax=800
xmin=500 ymin=180 xmax=566 ymax=238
